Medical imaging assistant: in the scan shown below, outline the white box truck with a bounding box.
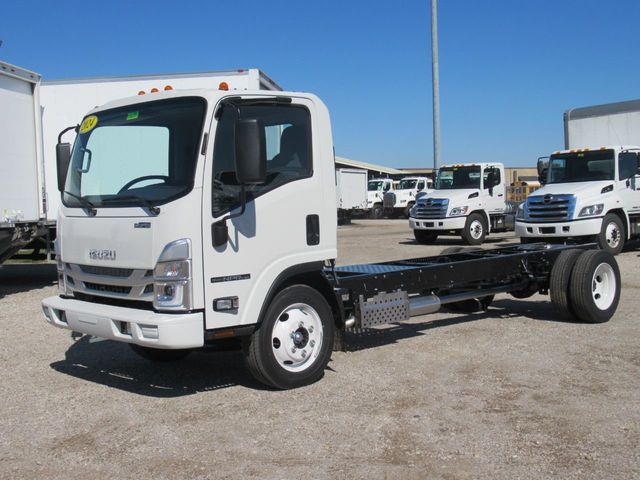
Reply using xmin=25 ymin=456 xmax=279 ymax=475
xmin=335 ymin=168 xmax=367 ymax=224
xmin=42 ymin=87 xmax=621 ymax=389
xmin=0 ymin=61 xmax=47 ymax=262
xmin=409 ymin=163 xmax=515 ymax=245
xmin=516 ymin=99 xmax=640 ymax=254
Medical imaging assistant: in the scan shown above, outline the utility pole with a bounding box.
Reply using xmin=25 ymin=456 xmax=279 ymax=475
xmin=431 ymin=0 xmax=441 ymax=170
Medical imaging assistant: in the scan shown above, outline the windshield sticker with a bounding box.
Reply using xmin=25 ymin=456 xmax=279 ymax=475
xmin=79 ymin=115 xmax=98 ymax=134
xmin=126 ymin=111 xmax=139 ymax=121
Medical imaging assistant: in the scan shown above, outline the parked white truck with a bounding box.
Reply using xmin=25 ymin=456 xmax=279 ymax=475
xmin=383 ymin=176 xmax=432 ymax=217
xmin=516 ymin=99 xmax=640 ymax=254
xmin=409 ymin=163 xmax=514 ymax=245
xmin=366 ymin=177 xmax=394 ymax=218
xmin=0 ymin=61 xmax=47 ymax=262
xmin=335 ymin=168 xmax=368 ymax=224
xmin=42 ymin=87 xmax=621 ymax=389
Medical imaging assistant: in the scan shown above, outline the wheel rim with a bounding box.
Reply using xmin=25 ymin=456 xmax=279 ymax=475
xmin=605 ymin=222 xmax=621 ymax=249
xmin=591 ymin=262 xmax=616 ymax=310
xmin=470 ymin=219 xmax=483 ymax=239
xmin=271 ymin=303 xmax=323 ymax=372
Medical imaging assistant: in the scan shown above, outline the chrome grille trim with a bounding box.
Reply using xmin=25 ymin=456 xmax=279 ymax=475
xmin=524 ymin=194 xmax=576 ymax=222
xmin=412 ymin=198 xmax=449 ymax=219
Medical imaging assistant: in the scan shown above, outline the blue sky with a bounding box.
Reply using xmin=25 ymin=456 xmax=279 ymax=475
xmin=2 ymin=0 xmax=640 ymax=168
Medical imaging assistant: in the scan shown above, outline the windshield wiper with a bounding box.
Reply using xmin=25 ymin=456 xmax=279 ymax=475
xmin=102 ymin=195 xmax=160 ymax=216
xmin=63 ymin=191 xmax=97 ymax=216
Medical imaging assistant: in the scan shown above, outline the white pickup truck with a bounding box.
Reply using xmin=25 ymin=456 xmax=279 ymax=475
xmin=409 ymin=163 xmax=514 ymax=245
xmin=366 ymin=178 xmax=394 ymax=218
xmin=383 ymin=176 xmax=432 ymax=218
xmin=516 ymin=147 xmax=640 ymax=254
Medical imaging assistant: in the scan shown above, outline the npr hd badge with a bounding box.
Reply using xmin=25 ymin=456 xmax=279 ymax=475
xmin=89 ymin=249 xmax=116 ymax=261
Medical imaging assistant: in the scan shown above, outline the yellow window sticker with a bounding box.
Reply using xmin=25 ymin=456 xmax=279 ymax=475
xmin=79 ymin=115 xmax=98 ymax=134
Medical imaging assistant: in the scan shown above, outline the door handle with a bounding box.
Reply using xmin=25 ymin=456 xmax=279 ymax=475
xmin=498 ymin=194 xmax=503 ymax=197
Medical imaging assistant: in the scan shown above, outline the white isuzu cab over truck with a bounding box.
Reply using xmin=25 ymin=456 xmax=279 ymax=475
xmin=43 ymin=88 xmax=621 ymax=389
xmin=409 ymin=163 xmax=514 ymax=245
xmin=366 ymin=178 xmax=394 ymax=218
xmin=383 ymin=176 xmax=432 ymax=218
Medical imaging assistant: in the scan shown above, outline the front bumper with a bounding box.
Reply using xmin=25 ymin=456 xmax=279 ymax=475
xmin=410 ymin=216 xmax=466 ymax=231
xmin=515 ymin=217 xmax=602 ymax=238
xmin=42 ymin=296 xmax=204 ymax=349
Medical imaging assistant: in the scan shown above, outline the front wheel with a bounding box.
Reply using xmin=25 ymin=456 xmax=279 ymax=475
xmin=597 ymin=213 xmax=625 ymax=255
xmin=370 ymin=203 xmax=383 ymax=219
xmin=462 ymin=213 xmax=486 ymax=245
xmin=243 ymin=285 xmax=335 ymax=389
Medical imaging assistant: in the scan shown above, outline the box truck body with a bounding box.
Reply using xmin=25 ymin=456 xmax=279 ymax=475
xmin=0 ymin=61 xmax=45 ymax=261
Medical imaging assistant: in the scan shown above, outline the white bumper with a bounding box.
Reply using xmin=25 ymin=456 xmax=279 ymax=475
xmin=410 ymin=216 xmax=466 ymax=231
xmin=42 ymin=296 xmax=204 ymax=349
xmin=515 ymin=218 xmax=602 ymax=238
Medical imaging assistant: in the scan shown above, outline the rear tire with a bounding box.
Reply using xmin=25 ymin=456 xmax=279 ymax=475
xmin=414 ymin=229 xmax=438 ymax=244
xmin=597 ymin=213 xmax=625 ymax=255
xmin=462 ymin=213 xmax=486 ymax=245
xmin=569 ymin=250 xmax=620 ymax=323
xmin=129 ymin=344 xmax=192 ymax=362
xmin=549 ymin=249 xmax=583 ymax=319
xmin=243 ymin=285 xmax=335 ymax=389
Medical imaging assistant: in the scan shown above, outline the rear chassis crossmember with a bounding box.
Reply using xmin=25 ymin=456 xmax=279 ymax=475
xmin=328 ymin=243 xmax=588 ymax=329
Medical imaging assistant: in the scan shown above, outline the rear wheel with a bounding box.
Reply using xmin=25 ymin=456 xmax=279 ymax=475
xmin=549 ymin=249 xmax=583 ymax=319
xmin=129 ymin=344 xmax=192 ymax=362
xmin=569 ymin=250 xmax=620 ymax=323
xmin=243 ymin=285 xmax=335 ymax=389
xmin=597 ymin=213 xmax=625 ymax=255
xmin=414 ymin=229 xmax=438 ymax=244
xmin=462 ymin=213 xmax=486 ymax=245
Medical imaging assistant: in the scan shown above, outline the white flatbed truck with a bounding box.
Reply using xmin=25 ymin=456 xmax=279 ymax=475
xmin=42 ymin=88 xmax=621 ymax=389
xmin=409 ymin=163 xmax=515 ymax=245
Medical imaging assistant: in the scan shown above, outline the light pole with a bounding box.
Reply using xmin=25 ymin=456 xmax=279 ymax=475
xmin=431 ymin=0 xmax=441 ymax=170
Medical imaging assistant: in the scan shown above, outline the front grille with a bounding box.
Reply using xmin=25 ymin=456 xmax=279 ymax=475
xmin=83 ymin=282 xmax=132 ymax=295
xmin=383 ymin=192 xmax=396 ymax=208
xmin=412 ymin=198 xmax=449 ymax=219
xmin=79 ymin=264 xmax=134 ymax=277
xmin=525 ymin=194 xmax=575 ymax=222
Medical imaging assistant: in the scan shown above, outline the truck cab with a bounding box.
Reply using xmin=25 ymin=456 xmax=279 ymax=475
xmin=382 ymin=176 xmax=432 ymax=218
xmin=516 ymin=146 xmax=640 ymax=254
xmin=366 ymin=178 xmax=393 ymax=218
xmin=409 ymin=163 xmax=512 ymax=245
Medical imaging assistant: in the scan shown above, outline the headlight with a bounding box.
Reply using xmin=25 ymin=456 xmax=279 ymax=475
xmin=578 ymin=204 xmax=604 ymax=217
xmin=449 ymin=206 xmax=469 ymax=217
xmin=516 ymin=203 xmax=525 ymax=220
xmin=153 ymin=239 xmax=192 ymax=311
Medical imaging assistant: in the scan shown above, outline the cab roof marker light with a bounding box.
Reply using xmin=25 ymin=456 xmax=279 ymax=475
xmin=219 ymin=82 xmax=229 ymax=91
xmin=164 ymin=85 xmax=173 ymax=91
xmin=138 ymin=90 xmax=145 ymax=95
xmin=150 ymin=87 xmax=159 ymax=93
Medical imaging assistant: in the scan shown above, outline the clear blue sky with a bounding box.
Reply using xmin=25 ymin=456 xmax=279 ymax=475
xmin=3 ymin=0 xmax=640 ymax=168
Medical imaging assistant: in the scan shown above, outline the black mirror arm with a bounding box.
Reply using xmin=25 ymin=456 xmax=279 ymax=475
xmin=58 ymin=125 xmax=79 ymax=144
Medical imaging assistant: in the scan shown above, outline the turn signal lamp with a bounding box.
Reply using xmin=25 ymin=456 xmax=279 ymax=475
xmin=219 ymin=82 xmax=229 ymax=91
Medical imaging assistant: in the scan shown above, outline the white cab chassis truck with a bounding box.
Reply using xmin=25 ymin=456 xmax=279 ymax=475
xmin=42 ymin=89 xmax=621 ymax=389
xmin=367 ymin=177 xmax=394 ymax=218
xmin=410 ymin=163 xmax=514 ymax=245
xmin=516 ymin=147 xmax=640 ymax=254
xmin=383 ymin=176 xmax=432 ymax=218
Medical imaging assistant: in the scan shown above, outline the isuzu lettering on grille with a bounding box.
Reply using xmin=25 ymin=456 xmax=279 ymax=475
xmin=89 ymin=249 xmax=117 ymax=261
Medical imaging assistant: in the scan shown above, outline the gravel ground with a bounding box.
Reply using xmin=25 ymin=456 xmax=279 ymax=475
xmin=0 ymin=220 xmax=638 ymax=479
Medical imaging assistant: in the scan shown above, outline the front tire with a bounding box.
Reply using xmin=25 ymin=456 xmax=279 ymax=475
xmin=597 ymin=213 xmax=625 ymax=255
xmin=462 ymin=213 xmax=486 ymax=245
xmin=414 ymin=229 xmax=438 ymax=244
xmin=243 ymin=285 xmax=335 ymax=389
xmin=370 ymin=203 xmax=383 ymax=219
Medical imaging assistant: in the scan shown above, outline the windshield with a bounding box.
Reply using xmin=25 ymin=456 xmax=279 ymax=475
xmin=435 ymin=166 xmax=481 ymax=189
xmin=368 ymin=180 xmax=384 ymax=191
xmin=63 ymin=97 xmax=207 ymax=208
xmin=398 ymin=179 xmax=418 ymax=190
xmin=547 ymin=150 xmax=615 ymax=184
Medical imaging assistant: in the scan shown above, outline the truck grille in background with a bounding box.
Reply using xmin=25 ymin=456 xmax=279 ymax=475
xmin=383 ymin=192 xmax=396 ymax=208
xmin=63 ymin=263 xmax=155 ymax=302
xmin=525 ymin=194 xmax=575 ymax=222
xmin=412 ymin=198 xmax=449 ymax=219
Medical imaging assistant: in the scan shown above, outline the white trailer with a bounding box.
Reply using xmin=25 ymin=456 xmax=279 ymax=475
xmin=517 ymin=99 xmax=640 ymax=254
xmin=0 ymin=61 xmax=46 ymax=262
xmin=335 ymin=168 xmax=367 ymax=224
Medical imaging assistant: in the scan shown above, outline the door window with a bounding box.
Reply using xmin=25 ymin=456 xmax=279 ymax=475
xmin=212 ymin=103 xmax=312 ymax=216
xmin=618 ymin=152 xmax=638 ymax=180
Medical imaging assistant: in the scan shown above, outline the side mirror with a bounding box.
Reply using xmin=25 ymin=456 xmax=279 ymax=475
xmin=537 ymin=156 xmax=549 ymax=185
xmin=235 ymin=118 xmax=266 ymax=185
xmin=56 ymin=143 xmax=71 ymax=192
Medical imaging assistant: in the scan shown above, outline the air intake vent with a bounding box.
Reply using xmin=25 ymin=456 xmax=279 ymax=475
xmin=79 ymin=265 xmax=134 ymax=278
